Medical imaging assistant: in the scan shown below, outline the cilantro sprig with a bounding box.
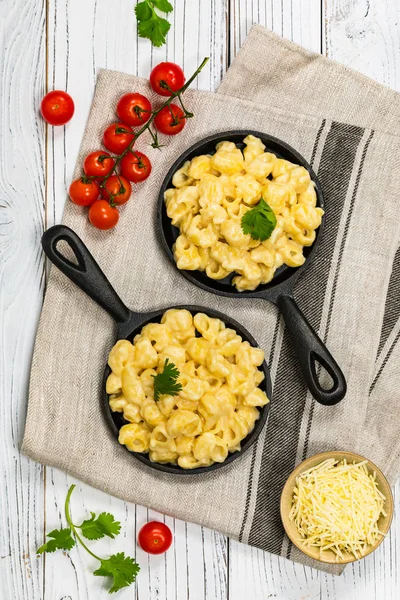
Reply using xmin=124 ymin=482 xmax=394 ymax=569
xmin=37 ymin=485 xmax=140 ymax=594
xmin=135 ymin=0 xmax=173 ymax=47
xmin=153 ymin=358 xmax=182 ymax=401
xmin=241 ymin=198 xmax=277 ymax=242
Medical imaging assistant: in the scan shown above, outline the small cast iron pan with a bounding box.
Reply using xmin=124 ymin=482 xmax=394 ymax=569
xmin=157 ymin=130 xmax=347 ymax=406
xmin=42 ymin=224 xmax=272 ymax=475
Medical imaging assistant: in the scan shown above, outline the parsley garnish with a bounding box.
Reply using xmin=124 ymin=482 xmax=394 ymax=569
xmin=37 ymin=485 xmax=140 ymax=594
xmin=241 ymin=198 xmax=277 ymax=242
xmin=135 ymin=0 xmax=173 ymax=47
xmin=153 ymin=358 xmax=182 ymax=401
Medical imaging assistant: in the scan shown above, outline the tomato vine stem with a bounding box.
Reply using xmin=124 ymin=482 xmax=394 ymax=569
xmin=98 ymin=56 xmax=209 ymax=192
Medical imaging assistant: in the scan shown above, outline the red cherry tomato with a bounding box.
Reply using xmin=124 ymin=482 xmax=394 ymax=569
xmin=40 ymin=90 xmax=75 ymax=126
xmin=88 ymin=200 xmax=119 ymax=230
xmin=150 ymin=63 xmax=185 ymax=97
xmin=154 ymin=104 xmax=186 ymax=135
xmin=69 ymin=178 xmax=100 ymax=206
xmin=120 ymin=151 xmax=152 ymax=183
xmin=103 ymin=122 xmax=134 ymax=154
xmin=83 ymin=151 xmax=115 ymax=179
xmin=100 ymin=175 xmax=132 ymax=205
xmin=117 ymin=93 xmax=152 ymax=127
xmin=138 ymin=522 xmax=173 ymax=555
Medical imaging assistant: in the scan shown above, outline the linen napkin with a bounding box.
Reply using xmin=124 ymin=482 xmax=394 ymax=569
xmin=22 ymin=26 xmax=400 ymax=575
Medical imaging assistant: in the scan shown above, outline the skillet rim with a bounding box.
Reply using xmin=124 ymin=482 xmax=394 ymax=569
xmin=102 ymin=303 xmax=272 ymax=476
xmin=156 ymin=129 xmax=325 ymax=300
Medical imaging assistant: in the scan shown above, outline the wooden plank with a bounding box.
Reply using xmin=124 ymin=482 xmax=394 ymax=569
xmin=0 ymin=0 xmax=46 ymax=599
xmin=230 ymin=0 xmax=323 ymax=59
xmin=324 ymin=0 xmax=400 ymax=90
xmin=44 ymin=1 xmax=228 ymax=598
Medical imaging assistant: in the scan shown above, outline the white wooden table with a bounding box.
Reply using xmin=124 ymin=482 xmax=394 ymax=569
xmin=1 ymin=1 xmax=399 ymax=598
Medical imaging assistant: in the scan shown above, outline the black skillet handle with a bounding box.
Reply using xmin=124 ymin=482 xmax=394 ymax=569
xmin=277 ymin=295 xmax=347 ymax=406
xmin=42 ymin=225 xmax=131 ymax=324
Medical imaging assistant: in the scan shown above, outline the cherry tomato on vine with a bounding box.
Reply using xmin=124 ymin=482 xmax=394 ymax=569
xmin=101 ymin=175 xmax=132 ymax=205
xmin=138 ymin=522 xmax=173 ymax=555
xmin=154 ymin=104 xmax=186 ymax=135
xmin=40 ymin=90 xmax=75 ymax=126
xmin=83 ymin=151 xmax=115 ymax=179
xmin=120 ymin=151 xmax=152 ymax=183
xmin=150 ymin=63 xmax=185 ymax=97
xmin=102 ymin=122 xmax=134 ymax=154
xmin=88 ymin=200 xmax=119 ymax=230
xmin=117 ymin=93 xmax=152 ymax=127
xmin=69 ymin=178 xmax=100 ymax=206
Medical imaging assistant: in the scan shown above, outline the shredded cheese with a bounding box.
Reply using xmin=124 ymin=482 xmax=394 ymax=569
xmin=289 ymin=459 xmax=387 ymax=561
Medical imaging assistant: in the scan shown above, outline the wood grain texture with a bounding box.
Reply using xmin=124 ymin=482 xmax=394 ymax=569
xmin=230 ymin=0 xmax=323 ymax=58
xmin=2 ymin=0 xmax=400 ymax=598
xmin=324 ymin=0 xmax=400 ymax=90
xmin=0 ymin=0 xmax=46 ymax=599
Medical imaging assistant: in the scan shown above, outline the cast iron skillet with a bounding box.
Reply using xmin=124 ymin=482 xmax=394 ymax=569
xmin=157 ymin=130 xmax=347 ymax=406
xmin=42 ymin=224 xmax=272 ymax=475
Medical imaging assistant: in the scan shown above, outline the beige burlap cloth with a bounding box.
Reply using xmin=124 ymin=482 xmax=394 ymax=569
xmin=22 ymin=26 xmax=400 ymax=574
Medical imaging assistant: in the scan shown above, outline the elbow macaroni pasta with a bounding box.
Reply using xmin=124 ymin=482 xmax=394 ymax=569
xmin=107 ymin=309 xmax=270 ymax=469
xmin=165 ymin=135 xmax=324 ymax=291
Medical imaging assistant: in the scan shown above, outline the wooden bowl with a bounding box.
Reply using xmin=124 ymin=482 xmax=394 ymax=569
xmin=280 ymin=451 xmax=394 ymax=564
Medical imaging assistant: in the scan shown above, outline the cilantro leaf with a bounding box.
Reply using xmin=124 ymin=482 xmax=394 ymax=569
xmin=137 ymin=11 xmax=171 ymax=47
xmin=37 ymin=528 xmax=76 ymax=554
xmin=135 ymin=0 xmax=172 ymax=47
xmin=79 ymin=512 xmax=121 ymax=541
xmin=94 ymin=552 xmax=140 ymax=594
xmin=241 ymin=198 xmax=277 ymax=242
xmin=135 ymin=0 xmax=152 ymax=21
xmin=153 ymin=0 xmax=173 ymax=12
xmin=153 ymin=358 xmax=182 ymax=401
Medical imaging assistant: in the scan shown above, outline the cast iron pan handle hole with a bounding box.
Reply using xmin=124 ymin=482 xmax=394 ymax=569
xmin=310 ymin=352 xmax=338 ymax=392
xmin=54 ymin=238 xmax=85 ymax=271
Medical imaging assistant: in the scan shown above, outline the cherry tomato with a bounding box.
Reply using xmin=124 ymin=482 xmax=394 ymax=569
xmin=117 ymin=93 xmax=152 ymax=127
xmin=120 ymin=151 xmax=152 ymax=183
xmin=40 ymin=90 xmax=75 ymax=126
xmin=83 ymin=151 xmax=115 ymax=179
xmin=100 ymin=175 xmax=132 ymax=205
xmin=154 ymin=104 xmax=186 ymax=135
xmin=138 ymin=522 xmax=173 ymax=555
xmin=103 ymin=122 xmax=134 ymax=154
xmin=150 ymin=63 xmax=185 ymax=97
xmin=88 ymin=200 xmax=119 ymax=230
xmin=69 ymin=178 xmax=100 ymax=206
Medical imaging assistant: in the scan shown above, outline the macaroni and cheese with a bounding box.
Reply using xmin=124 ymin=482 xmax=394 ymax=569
xmin=107 ymin=309 xmax=269 ymax=469
xmin=164 ymin=135 xmax=324 ymax=291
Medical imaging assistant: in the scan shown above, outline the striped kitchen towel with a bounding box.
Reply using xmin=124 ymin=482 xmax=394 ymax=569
xmin=22 ymin=26 xmax=400 ymax=575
